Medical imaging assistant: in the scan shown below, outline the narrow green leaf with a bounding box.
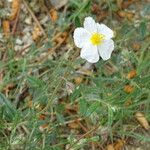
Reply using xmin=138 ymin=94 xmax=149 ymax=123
xmin=0 ymin=93 xmax=17 ymax=121
xmin=86 ymin=102 xmax=99 ymax=116
xmin=27 ymin=76 xmax=45 ymax=88
xmin=79 ymin=99 xmax=88 ymax=116
xmin=74 ymin=16 xmax=81 ymax=27
xmin=139 ymin=22 xmax=147 ymax=39
xmin=108 ymin=107 xmax=114 ymax=127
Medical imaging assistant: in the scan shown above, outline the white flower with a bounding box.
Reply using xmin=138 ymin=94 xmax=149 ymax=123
xmin=73 ymin=17 xmax=114 ymax=63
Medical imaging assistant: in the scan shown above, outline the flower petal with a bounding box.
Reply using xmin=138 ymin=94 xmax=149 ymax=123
xmin=80 ymin=43 xmax=99 ymax=63
xmin=84 ymin=17 xmax=97 ymax=33
xmin=73 ymin=27 xmax=90 ymax=48
xmin=98 ymin=39 xmax=114 ymax=60
xmin=97 ymin=23 xmax=114 ymax=39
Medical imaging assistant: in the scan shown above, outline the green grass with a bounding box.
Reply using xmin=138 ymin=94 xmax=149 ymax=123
xmin=0 ymin=0 xmax=150 ymax=149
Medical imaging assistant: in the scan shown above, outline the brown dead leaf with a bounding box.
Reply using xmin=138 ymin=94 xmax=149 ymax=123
xmin=32 ymin=25 xmax=42 ymax=41
xmin=91 ymin=3 xmax=100 ymax=14
xmin=2 ymin=20 xmax=10 ymax=37
xmin=117 ymin=10 xmax=134 ymax=21
xmin=3 ymin=83 xmax=16 ymax=96
xmin=92 ymin=3 xmax=108 ymax=21
xmin=127 ymin=70 xmax=137 ymax=79
xmin=65 ymin=104 xmax=78 ymax=113
xmin=107 ymin=144 xmax=115 ymax=150
xmin=10 ymin=0 xmax=20 ymax=20
xmin=135 ymin=112 xmax=150 ymax=130
xmin=117 ymin=10 xmax=126 ymax=18
xmin=50 ymin=8 xmax=58 ymax=22
xmin=132 ymin=42 xmax=141 ymax=51
xmin=74 ymin=76 xmax=84 ymax=85
xmin=39 ymin=124 xmax=49 ymax=132
xmin=39 ymin=114 xmax=46 ymax=120
xmin=126 ymin=12 xmax=134 ymax=21
xmin=114 ymin=139 xmax=126 ymax=150
xmin=54 ymin=32 xmax=68 ymax=44
xmin=68 ymin=122 xmax=80 ymax=129
xmin=124 ymin=85 xmax=134 ymax=93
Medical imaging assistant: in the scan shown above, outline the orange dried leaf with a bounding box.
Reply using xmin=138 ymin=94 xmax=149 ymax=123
xmin=127 ymin=70 xmax=137 ymax=79
xmin=39 ymin=114 xmax=46 ymax=120
xmin=74 ymin=76 xmax=84 ymax=85
xmin=107 ymin=144 xmax=115 ymax=150
xmin=39 ymin=124 xmax=48 ymax=132
xmin=65 ymin=104 xmax=78 ymax=112
xmin=114 ymin=139 xmax=125 ymax=150
xmin=117 ymin=10 xmax=126 ymax=18
xmin=10 ymin=0 xmax=20 ymax=20
xmin=54 ymin=32 xmax=68 ymax=44
xmin=50 ymin=8 xmax=58 ymax=22
xmin=126 ymin=12 xmax=134 ymax=21
xmin=91 ymin=4 xmax=100 ymax=14
xmin=3 ymin=83 xmax=16 ymax=92
xmin=124 ymin=85 xmax=134 ymax=93
xmin=132 ymin=43 xmax=141 ymax=51
xmin=32 ymin=26 xmax=42 ymax=41
xmin=68 ymin=122 xmax=80 ymax=129
xmin=2 ymin=20 xmax=10 ymax=37
xmin=135 ymin=112 xmax=150 ymax=130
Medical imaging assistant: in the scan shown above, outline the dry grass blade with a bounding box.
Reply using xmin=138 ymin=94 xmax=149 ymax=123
xmin=9 ymin=0 xmax=21 ymax=20
xmin=135 ymin=112 xmax=150 ymax=130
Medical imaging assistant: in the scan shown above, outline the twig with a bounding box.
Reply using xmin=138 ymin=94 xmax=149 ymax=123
xmin=21 ymin=125 xmax=30 ymax=135
xmin=22 ymin=0 xmax=46 ymax=36
xmin=15 ymin=44 xmax=31 ymax=58
xmin=76 ymin=119 xmax=88 ymax=133
xmin=0 ymin=52 xmax=7 ymax=84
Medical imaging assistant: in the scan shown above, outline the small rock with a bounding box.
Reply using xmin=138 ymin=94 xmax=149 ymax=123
xmin=23 ymin=27 xmax=32 ymax=33
xmin=25 ymin=17 xmax=32 ymax=25
xmin=22 ymin=32 xmax=33 ymax=45
xmin=16 ymin=38 xmax=23 ymax=45
xmin=14 ymin=45 xmax=22 ymax=51
xmin=40 ymin=16 xmax=49 ymax=25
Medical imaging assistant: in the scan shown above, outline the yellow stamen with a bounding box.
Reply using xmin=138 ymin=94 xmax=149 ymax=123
xmin=90 ymin=33 xmax=105 ymax=45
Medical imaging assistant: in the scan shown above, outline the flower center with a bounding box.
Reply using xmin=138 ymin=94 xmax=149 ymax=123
xmin=90 ymin=33 xmax=105 ymax=45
